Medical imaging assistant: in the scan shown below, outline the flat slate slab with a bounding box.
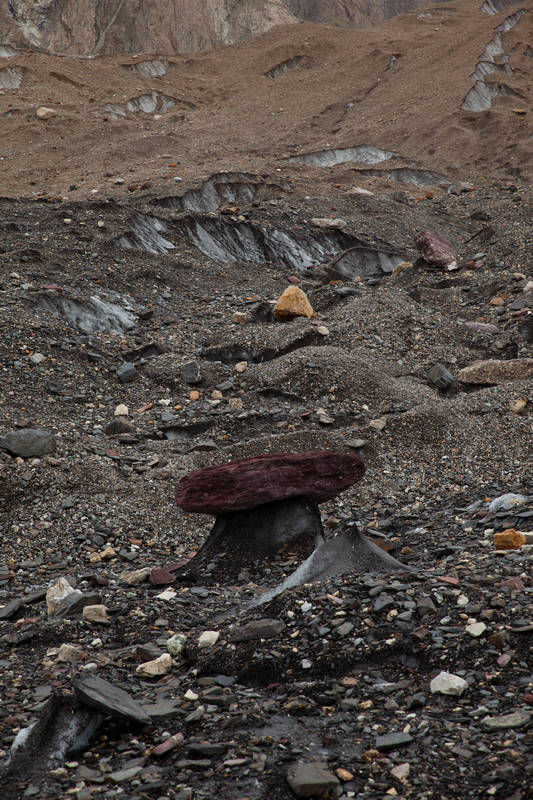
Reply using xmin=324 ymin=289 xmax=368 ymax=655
xmin=0 ymin=429 xmax=56 ymax=458
xmin=75 ymin=675 xmax=151 ymax=724
xmin=175 ymin=450 xmax=365 ymax=514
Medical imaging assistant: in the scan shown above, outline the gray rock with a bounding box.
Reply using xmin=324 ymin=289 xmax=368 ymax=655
xmin=286 ymin=762 xmax=340 ymax=797
xmin=0 ymin=429 xmax=56 ymax=458
xmin=375 ymin=732 xmax=414 ymax=751
xmin=336 ymin=621 xmax=354 ymax=636
xmin=181 ymin=361 xmax=201 ymax=384
xmin=52 ymin=591 xmax=101 ymax=618
xmin=75 ymin=675 xmax=151 ymax=724
xmin=116 ymin=362 xmax=138 ymax=383
xmin=374 ymin=593 xmax=395 ymax=612
xmin=141 ymin=699 xmax=181 ymax=720
xmin=482 ymin=711 xmax=531 ymax=730
xmin=0 ymin=598 xmax=23 ymax=620
xmin=428 ymin=362 xmax=454 ymax=390
xmin=229 ymin=618 xmax=286 ymax=642
xmin=109 ymin=766 xmax=143 ymax=783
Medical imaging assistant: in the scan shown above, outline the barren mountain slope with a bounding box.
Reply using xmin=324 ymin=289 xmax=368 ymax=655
xmin=0 ymin=0 xmax=531 ymax=197
xmin=1 ymin=0 xmax=467 ymax=55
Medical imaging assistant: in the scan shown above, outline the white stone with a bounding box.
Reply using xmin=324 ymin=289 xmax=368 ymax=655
xmin=136 ymin=653 xmax=173 ymax=677
xmin=198 ymin=630 xmax=219 ymax=648
xmin=36 ymin=106 xmax=56 ymax=119
xmin=114 ymin=404 xmax=129 ymax=416
xmin=156 ymin=588 xmax=177 ymax=601
xmin=30 ymin=353 xmax=45 ymax=364
xmin=390 ymin=763 xmax=410 ymax=781
xmin=46 ymin=577 xmax=79 ymax=615
xmin=348 ymin=186 xmax=374 ymax=196
xmin=184 ymin=689 xmax=198 ymax=700
xmin=311 ymin=218 xmax=347 ymax=229
xmin=235 ymin=361 xmax=248 ymax=373
xmin=465 ymin=622 xmax=487 ymax=638
xmin=430 ymin=671 xmax=468 ymax=696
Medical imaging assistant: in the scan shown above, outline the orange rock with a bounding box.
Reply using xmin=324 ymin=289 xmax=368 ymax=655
xmin=273 ymin=286 xmax=314 ymax=321
xmin=336 ymin=768 xmax=354 ymax=782
xmin=494 ymin=529 xmax=526 ymax=550
xmin=189 ymin=390 xmax=200 ymax=401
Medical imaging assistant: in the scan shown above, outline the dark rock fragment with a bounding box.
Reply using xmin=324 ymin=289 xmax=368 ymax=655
xmin=116 ymin=361 xmax=138 ymax=383
xmin=375 ymin=732 xmax=414 ymax=751
xmin=180 ymin=361 xmax=201 ymax=384
xmin=229 ymin=618 xmax=286 ymax=641
xmin=427 ymin=362 xmax=455 ymax=390
xmin=0 ymin=429 xmax=56 ymax=458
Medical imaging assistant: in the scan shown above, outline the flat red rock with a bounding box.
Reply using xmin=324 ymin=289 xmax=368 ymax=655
xmin=175 ymin=450 xmax=365 ymax=514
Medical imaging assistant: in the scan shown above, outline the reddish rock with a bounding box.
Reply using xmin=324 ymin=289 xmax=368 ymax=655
xmin=150 ymin=567 xmax=175 ymax=585
xmin=175 ymin=451 xmax=365 ymax=514
xmin=152 ymin=732 xmax=184 ymax=756
xmin=414 ymin=230 xmax=457 ymax=271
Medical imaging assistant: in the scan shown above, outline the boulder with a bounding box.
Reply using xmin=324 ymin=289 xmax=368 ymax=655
xmin=273 ymin=286 xmax=314 ymax=320
xmin=175 ymin=450 xmax=365 ymax=514
xmin=415 ymin=230 xmax=457 ymax=271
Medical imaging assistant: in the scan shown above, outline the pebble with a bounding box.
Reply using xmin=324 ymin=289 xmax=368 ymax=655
xmin=116 ymin=362 xmax=138 ymax=383
xmin=36 ymin=106 xmax=56 ymax=119
xmin=482 ymin=711 xmax=531 ymax=730
xmin=114 ymin=404 xmax=129 ymax=416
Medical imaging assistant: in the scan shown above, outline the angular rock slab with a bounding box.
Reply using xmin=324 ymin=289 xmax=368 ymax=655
xmin=175 ymin=450 xmax=365 ymax=514
xmin=75 ymin=675 xmax=151 ymax=724
xmin=287 ymin=762 xmax=340 ymax=798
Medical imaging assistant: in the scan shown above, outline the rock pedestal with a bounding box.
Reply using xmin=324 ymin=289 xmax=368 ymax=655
xmin=174 ymin=451 xmax=365 ymax=577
